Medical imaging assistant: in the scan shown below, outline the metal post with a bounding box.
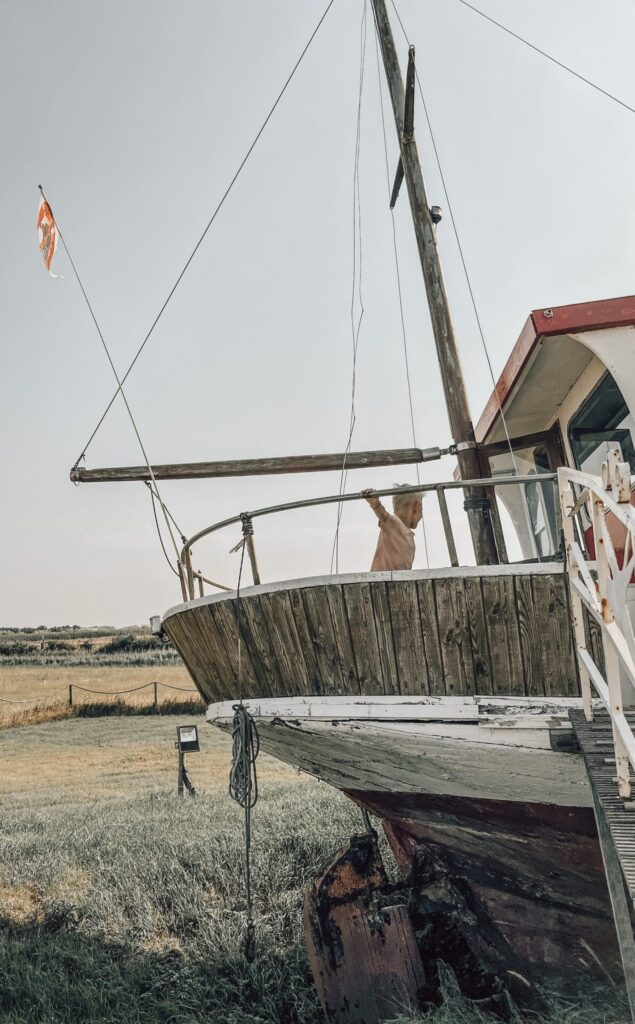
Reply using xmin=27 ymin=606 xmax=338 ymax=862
xmin=178 ymin=749 xmax=184 ymax=797
xmin=436 ymin=487 xmax=458 ymax=567
xmin=68 ymin=684 xmax=73 ymax=707
xmin=153 ymin=681 xmax=158 ymax=711
xmin=241 ymin=515 xmax=261 ymax=585
xmin=560 ymin=482 xmax=593 ymax=721
xmin=370 ymin=0 xmax=499 ymax=565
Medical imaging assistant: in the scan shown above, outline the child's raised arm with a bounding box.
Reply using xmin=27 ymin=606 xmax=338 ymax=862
xmin=361 ymin=488 xmax=390 ymax=523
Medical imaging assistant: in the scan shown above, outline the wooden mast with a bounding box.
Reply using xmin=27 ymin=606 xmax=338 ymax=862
xmin=370 ymin=0 xmax=499 ymax=565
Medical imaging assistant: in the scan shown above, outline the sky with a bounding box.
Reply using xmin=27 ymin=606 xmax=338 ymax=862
xmin=2 ymin=0 xmax=635 ymax=626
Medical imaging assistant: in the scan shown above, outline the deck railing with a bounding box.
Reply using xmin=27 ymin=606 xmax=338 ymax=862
xmin=559 ymin=449 xmax=635 ymax=798
xmin=177 ymin=472 xmax=557 ymax=602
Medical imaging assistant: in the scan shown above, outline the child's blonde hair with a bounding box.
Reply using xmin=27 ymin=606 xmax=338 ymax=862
xmin=392 ymin=485 xmax=423 ymax=514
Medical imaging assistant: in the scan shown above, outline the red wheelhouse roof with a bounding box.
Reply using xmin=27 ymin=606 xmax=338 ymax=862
xmin=475 ymin=295 xmax=635 ymax=444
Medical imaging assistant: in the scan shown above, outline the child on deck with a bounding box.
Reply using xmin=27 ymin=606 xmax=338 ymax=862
xmin=362 ymin=486 xmax=423 ymax=572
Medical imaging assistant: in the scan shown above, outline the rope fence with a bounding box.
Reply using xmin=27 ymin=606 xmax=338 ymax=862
xmin=0 ymin=681 xmax=200 ymax=709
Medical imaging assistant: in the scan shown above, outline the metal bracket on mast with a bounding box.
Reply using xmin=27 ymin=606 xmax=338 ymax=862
xmin=389 ymin=46 xmax=416 ymax=209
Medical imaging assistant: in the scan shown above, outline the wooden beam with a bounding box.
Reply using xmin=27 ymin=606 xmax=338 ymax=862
xmin=70 ymin=446 xmax=446 ymax=483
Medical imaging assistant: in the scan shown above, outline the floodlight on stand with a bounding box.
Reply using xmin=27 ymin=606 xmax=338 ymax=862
xmin=177 ymin=725 xmax=200 ymax=753
xmin=150 ymin=615 xmax=171 ymax=644
xmin=175 ymin=725 xmax=199 ymax=796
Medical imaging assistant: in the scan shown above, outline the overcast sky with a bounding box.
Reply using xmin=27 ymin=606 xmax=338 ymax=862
xmin=2 ymin=0 xmax=635 ymax=626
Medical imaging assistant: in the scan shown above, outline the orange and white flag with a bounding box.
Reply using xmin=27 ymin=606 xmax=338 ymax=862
xmin=37 ymin=194 xmax=60 ymax=276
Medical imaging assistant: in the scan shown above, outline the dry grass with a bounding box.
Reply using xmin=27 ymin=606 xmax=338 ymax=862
xmin=0 ymin=665 xmax=199 ymax=728
xmin=0 ymin=714 xmax=626 ymax=1023
xmin=0 ymin=663 xmax=193 ymax=701
xmin=0 ymin=713 xmax=307 ymax=803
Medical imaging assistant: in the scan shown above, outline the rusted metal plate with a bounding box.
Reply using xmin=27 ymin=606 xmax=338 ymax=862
xmin=304 ymin=834 xmax=424 ymax=1024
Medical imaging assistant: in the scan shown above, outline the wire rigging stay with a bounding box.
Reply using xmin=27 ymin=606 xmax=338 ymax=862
xmin=73 ymin=0 xmax=337 ymax=470
xmin=454 ymin=0 xmax=635 ymax=117
xmin=331 ymin=0 xmax=368 ymax=576
xmin=38 ymin=186 xmax=183 ymax=570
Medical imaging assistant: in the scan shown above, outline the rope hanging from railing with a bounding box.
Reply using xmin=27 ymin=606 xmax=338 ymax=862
xmin=228 ymin=533 xmax=260 ymax=961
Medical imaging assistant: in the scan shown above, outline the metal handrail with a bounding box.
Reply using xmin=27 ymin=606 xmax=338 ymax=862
xmin=179 ymin=472 xmax=557 ymax=600
xmin=559 ymin=450 xmax=635 ymax=799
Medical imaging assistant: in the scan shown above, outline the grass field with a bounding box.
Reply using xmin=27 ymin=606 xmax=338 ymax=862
xmin=0 ymin=665 xmax=201 ymax=729
xmin=0 ymin=683 xmax=629 ymax=1023
xmin=0 ymin=664 xmax=193 ymax=703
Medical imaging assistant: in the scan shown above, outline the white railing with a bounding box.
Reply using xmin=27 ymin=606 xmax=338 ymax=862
xmin=559 ymin=448 xmax=635 ymax=798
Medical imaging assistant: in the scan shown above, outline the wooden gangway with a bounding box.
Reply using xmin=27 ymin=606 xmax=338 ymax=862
xmin=570 ymin=710 xmax=635 ymax=1016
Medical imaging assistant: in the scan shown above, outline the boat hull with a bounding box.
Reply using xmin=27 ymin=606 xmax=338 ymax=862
xmin=357 ymin=790 xmax=618 ymax=974
xmin=209 ymin=696 xmax=621 ymax=977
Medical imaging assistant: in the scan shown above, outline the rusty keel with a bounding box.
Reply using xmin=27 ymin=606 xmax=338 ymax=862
xmin=304 ymin=832 xmax=425 ymax=1024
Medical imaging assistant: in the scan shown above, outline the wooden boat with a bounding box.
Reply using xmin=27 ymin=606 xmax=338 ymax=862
xmin=159 ymin=296 xmax=635 ymax=978
xmin=67 ymin=0 xmax=635 ymax=1007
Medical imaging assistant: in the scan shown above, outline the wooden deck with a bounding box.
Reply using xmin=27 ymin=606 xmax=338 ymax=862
xmin=163 ymin=563 xmax=582 ymax=703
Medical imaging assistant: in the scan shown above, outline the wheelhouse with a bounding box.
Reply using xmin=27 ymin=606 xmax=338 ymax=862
xmin=475 ymin=296 xmax=635 ymax=560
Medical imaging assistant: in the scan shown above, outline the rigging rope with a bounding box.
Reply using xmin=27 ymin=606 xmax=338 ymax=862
xmin=331 ymin=0 xmax=368 ymax=575
xmin=454 ymin=0 xmax=635 ymax=118
xmin=373 ymin=21 xmax=430 ymax=567
xmin=229 ymin=530 xmax=260 ymax=962
xmin=147 ymin=483 xmax=181 ymax=577
xmin=39 ymin=186 xmax=183 ymax=569
xmin=74 ymin=0 xmax=337 ymax=468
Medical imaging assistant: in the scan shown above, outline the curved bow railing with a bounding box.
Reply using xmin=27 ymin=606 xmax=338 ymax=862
xmin=560 ymin=448 xmax=635 ymax=798
xmin=176 ymin=472 xmax=557 ymax=602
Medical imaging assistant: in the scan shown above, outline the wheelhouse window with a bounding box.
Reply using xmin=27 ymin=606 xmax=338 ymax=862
xmin=569 ymin=371 xmax=635 ymax=476
xmin=487 ymin=444 xmax=559 ymax=559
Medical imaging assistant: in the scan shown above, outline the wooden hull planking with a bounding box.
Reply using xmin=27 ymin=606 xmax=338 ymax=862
xmin=163 ymin=565 xmax=587 ymax=703
xmin=209 ymin=696 xmax=620 ymax=976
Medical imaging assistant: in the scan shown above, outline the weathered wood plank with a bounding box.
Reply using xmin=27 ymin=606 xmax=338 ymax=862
xmin=531 ymin=574 xmax=578 ymax=697
xmin=187 ymin=608 xmax=237 ymax=700
xmin=514 ymin=574 xmax=544 ymax=697
xmin=463 ymin=576 xmax=493 ymax=695
xmin=416 ymin=579 xmax=445 ymax=695
xmin=259 ymin=591 xmax=312 ymax=695
xmin=238 ymin=595 xmax=282 ymax=697
xmin=194 ymin=604 xmax=239 ymax=698
xmin=369 ymin=582 xmax=399 ymax=695
xmin=297 ymin=588 xmax=348 ymax=695
xmin=434 ymin=578 xmax=475 ymax=695
xmin=343 ymin=583 xmax=385 ymax=695
xmin=480 ymin=576 xmax=524 ymax=696
xmin=325 ymin=586 xmax=361 ymax=694
xmin=287 ymin=587 xmax=328 ymax=695
xmin=387 ymin=581 xmax=429 ymax=694
xmin=209 ymin=600 xmax=259 ymax=695
xmin=164 ymin=613 xmax=215 ymax=702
